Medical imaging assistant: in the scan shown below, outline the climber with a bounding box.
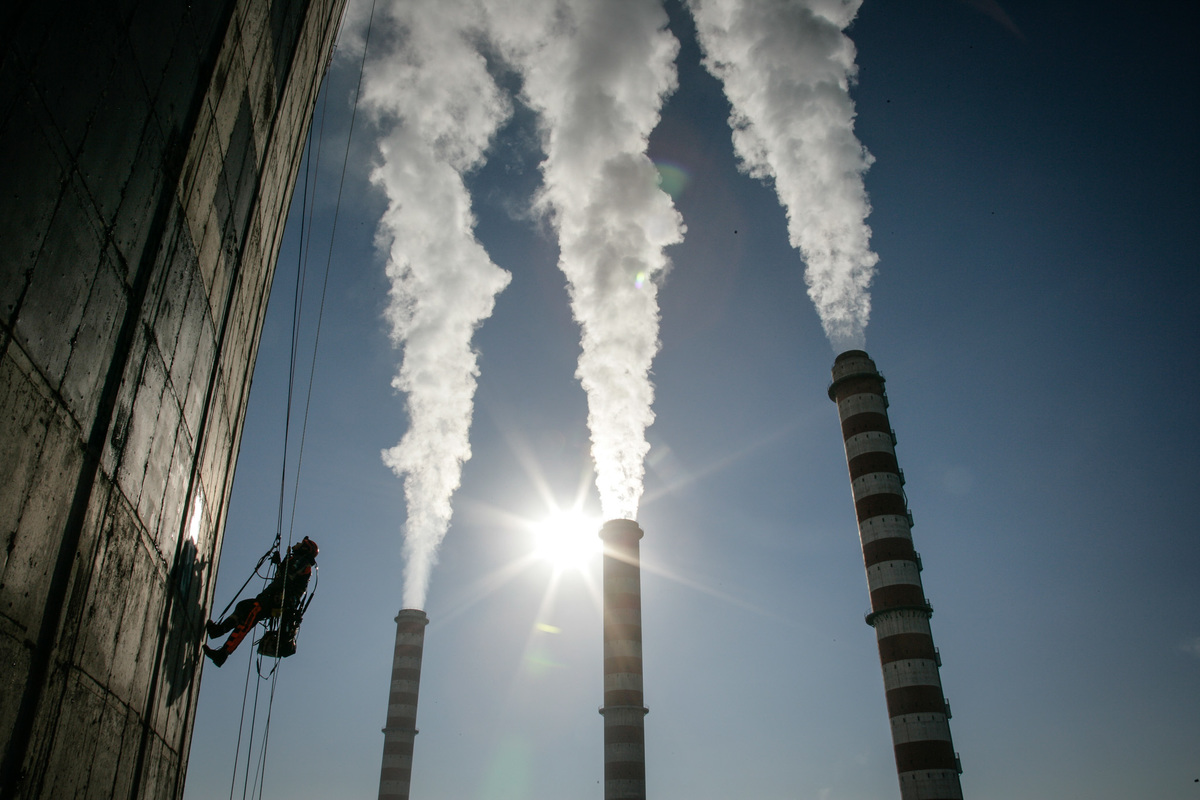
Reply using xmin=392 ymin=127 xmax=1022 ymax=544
xmin=203 ymin=536 xmax=318 ymax=667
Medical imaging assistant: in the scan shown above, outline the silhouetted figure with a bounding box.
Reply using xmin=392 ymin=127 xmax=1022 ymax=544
xmin=203 ymin=537 xmax=318 ymax=666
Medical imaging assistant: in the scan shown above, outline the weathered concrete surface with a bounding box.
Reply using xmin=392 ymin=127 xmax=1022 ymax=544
xmin=0 ymin=0 xmax=346 ymax=797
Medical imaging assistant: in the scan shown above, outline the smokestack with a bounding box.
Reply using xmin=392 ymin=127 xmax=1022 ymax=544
xmin=378 ymin=609 xmax=429 ymax=800
xmin=828 ymin=351 xmax=964 ymax=799
xmin=599 ymin=519 xmax=649 ymax=800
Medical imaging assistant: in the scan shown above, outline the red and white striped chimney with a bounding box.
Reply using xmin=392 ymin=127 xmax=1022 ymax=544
xmin=378 ymin=609 xmax=428 ymax=800
xmin=828 ymin=350 xmax=964 ymax=800
xmin=599 ymin=518 xmax=649 ymax=800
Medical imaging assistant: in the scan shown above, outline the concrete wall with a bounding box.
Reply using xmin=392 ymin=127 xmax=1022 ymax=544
xmin=0 ymin=0 xmax=345 ymax=796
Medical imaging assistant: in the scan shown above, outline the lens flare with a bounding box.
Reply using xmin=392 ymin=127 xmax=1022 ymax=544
xmin=655 ymin=161 xmax=690 ymax=199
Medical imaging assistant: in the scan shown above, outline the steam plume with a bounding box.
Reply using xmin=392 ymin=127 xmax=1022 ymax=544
xmin=363 ymin=0 xmax=512 ymax=609
xmin=687 ymin=0 xmax=877 ymax=351
xmin=486 ymin=0 xmax=685 ymax=521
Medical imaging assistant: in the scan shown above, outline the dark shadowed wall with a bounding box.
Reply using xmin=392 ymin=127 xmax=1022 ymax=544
xmin=0 ymin=0 xmax=345 ymax=796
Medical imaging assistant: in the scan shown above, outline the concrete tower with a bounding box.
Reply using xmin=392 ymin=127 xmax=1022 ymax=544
xmin=378 ymin=609 xmax=429 ymax=800
xmin=828 ymin=351 xmax=964 ymax=800
xmin=0 ymin=0 xmax=345 ymax=797
xmin=599 ymin=518 xmax=649 ymax=800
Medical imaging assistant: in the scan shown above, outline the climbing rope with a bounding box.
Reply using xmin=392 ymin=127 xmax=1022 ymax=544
xmin=224 ymin=2 xmax=379 ymax=797
xmin=212 ymin=548 xmax=275 ymax=624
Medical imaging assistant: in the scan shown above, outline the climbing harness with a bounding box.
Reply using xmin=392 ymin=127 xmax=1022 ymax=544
xmin=208 ymin=542 xmax=319 ymax=666
xmin=254 ymin=550 xmax=319 ymax=662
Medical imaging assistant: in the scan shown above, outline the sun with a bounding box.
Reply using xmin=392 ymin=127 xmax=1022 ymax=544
xmin=531 ymin=509 xmax=602 ymax=571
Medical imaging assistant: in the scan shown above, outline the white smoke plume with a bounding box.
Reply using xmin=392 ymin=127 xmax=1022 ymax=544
xmin=687 ymin=0 xmax=877 ymax=351
xmin=363 ymin=0 xmax=512 ymax=609
xmin=484 ymin=0 xmax=685 ymax=522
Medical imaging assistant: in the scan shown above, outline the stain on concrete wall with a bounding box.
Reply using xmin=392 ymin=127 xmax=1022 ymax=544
xmin=0 ymin=0 xmax=346 ymax=797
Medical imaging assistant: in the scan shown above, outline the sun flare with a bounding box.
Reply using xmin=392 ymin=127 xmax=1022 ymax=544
xmin=531 ymin=509 xmax=602 ymax=571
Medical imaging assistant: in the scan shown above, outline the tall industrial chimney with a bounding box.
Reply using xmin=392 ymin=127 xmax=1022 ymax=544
xmin=378 ymin=609 xmax=429 ymax=800
xmin=599 ymin=519 xmax=649 ymax=800
xmin=828 ymin=351 xmax=964 ymax=800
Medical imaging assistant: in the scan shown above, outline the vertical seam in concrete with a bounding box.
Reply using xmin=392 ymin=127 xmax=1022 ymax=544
xmin=129 ymin=1 xmax=344 ymax=796
xmin=0 ymin=2 xmax=244 ymax=796
xmin=22 ymin=264 xmax=174 ymax=800
xmin=124 ymin=15 xmax=249 ymax=800
xmin=0 ymin=110 xmax=162 ymax=800
xmin=168 ymin=4 xmax=345 ymax=795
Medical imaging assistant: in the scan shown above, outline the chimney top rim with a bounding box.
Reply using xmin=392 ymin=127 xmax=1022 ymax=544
xmin=834 ymin=348 xmax=871 ymax=363
xmin=600 ymin=519 xmax=644 ymax=541
xmin=395 ymin=609 xmax=429 ymax=624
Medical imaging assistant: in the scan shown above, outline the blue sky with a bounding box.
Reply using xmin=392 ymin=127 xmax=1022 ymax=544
xmin=184 ymin=2 xmax=1199 ymax=798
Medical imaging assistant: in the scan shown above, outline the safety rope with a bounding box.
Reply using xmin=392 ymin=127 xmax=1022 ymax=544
xmin=285 ymin=0 xmax=379 ymax=545
xmin=213 ymin=548 xmax=274 ymax=623
xmin=224 ymin=1 xmax=378 ymax=796
xmin=227 ymin=638 xmax=257 ymax=800
xmin=240 ymin=651 xmax=267 ymax=800
xmin=228 ymin=51 xmax=323 ymax=800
